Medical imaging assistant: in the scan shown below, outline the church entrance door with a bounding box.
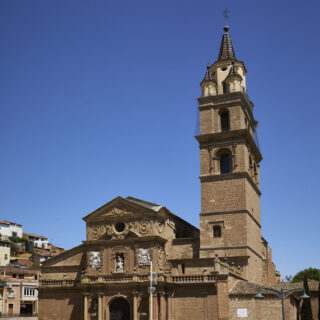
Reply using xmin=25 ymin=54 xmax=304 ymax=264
xmin=109 ymin=297 xmax=130 ymax=320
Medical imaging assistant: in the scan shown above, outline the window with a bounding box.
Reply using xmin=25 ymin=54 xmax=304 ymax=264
xmin=220 ymin=110 xmax=230 ymax=131
xmin=24 ymin=287 xmax=35 ymax=297
xmin=12 ymin=232 xmax=17 ymax=237
xmin=223 ymin=82 xmax=229 ymax=94
xmin=213 ymin=226 xmax=222 ymax=238
xmin=115 ymin=222 xmax=125 ymax=233
xmin=219 ymin=151 xmax=232 ymax=174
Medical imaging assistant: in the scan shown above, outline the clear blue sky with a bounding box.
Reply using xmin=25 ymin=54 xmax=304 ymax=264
xmin=1 ymin=0 xmax=319 ymax=278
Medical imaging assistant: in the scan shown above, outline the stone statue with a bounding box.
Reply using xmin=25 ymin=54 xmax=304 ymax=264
xmin=88 ymin=251 xmax=102 ymax=270
xmin=115 ymin=254 xmax=124 ymax=273
xmin=137 ymin=248 xmax=151 ymax=266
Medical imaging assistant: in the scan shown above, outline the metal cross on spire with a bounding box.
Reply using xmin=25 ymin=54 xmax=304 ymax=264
xmin=223 ymin=8 xmax=230 ymax=27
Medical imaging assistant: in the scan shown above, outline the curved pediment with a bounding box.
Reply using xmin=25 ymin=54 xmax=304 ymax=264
xmin=84 ymin=196 xmax=175 ymax=241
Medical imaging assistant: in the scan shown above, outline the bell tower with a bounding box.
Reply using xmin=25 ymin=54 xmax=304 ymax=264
xmin=197 ymin=24 xmax=266 ymax=283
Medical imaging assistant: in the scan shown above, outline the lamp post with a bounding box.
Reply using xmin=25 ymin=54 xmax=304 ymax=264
xmin=255 ymin=287 xmax=310 ymax=320
xmin=149 ymin=261 xmax=157 ymax=320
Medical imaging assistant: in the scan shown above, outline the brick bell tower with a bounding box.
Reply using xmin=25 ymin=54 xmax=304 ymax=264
xmin=197 ymin=24 xmax=266 ymax=283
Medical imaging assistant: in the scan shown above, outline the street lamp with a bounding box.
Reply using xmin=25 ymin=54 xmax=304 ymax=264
xmin=254 ymin=287 xmax=310 ymax=320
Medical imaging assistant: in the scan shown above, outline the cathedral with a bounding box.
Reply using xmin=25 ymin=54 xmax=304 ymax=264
xmin=39 ymin=24 xmax=306 ymax=320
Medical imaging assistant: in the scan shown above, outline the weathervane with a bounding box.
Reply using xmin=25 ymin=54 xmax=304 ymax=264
xmin=223 ymin=8 xmax=230 ymax=27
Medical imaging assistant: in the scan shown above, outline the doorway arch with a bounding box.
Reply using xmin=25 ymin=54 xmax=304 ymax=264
xmin=109 ymin=296 xmax=130 ymax=320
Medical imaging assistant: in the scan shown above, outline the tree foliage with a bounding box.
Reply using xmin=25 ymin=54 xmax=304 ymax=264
xmin=301 ymin=277 xmax=313 ymax=320
xmin=292 ymin=268 xmax=320 ymax=283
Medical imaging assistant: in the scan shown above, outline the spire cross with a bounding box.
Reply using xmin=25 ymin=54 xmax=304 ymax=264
xmin=223 ymin=8 xmax=230 ymax=27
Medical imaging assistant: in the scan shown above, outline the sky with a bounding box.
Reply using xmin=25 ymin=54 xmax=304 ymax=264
xmin=0 ymin=0 xmax=319 ymax=278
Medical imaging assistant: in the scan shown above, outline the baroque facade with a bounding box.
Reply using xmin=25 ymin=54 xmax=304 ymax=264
xmin=39 ymin=25 xmax=313 ymax=320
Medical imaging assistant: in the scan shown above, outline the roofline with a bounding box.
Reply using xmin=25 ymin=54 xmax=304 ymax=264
xmin=0 ymin=220 xmax=23 ymax=227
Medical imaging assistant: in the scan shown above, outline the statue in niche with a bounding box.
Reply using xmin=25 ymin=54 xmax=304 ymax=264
xmin=137 ymin=248 xmax=151 ymax=266
xmin=158 ymin=247 xmax=166 ymax=268
xmin=115 ymin=254 xmax=124 ymax=273
xmin=88 ymin=251 xmax=102 ymax=270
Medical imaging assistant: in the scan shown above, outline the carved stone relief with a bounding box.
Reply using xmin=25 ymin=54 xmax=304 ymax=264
xmin=136 ymin=248 xmax=151 ymax=266
xmin=87 ymin=251 xmax=102 ymax=270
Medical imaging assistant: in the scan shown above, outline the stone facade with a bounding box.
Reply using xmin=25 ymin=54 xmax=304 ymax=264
xmin=38 ymin=25 xmax=317 ymax=320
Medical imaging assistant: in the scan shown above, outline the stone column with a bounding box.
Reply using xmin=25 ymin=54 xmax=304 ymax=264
xmin=105 ymin=297 xmax=110 ymax=320
xmin=153 ymin=293 xmax=158 ymax=320
xmin=159 ymin=292 xmax=167 ymax=320
xmin=98 ymin=294 xmax=103 ymax=320
xmin=83 ymin=294 xmax=89 ymax=320
xmin=33 ymin=300 xmax=38 ymax=315
xmin=168 ymin=291 xmax=175 ymax=320
xmin=133 ymin=292 xmax=139 ymax=320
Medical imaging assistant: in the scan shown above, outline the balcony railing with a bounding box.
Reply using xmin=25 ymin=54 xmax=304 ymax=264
xmin=41 ymin=273 xmax=218 ymax=287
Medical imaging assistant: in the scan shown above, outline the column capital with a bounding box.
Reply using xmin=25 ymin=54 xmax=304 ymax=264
xmin=158 ymin=290 xmax=166 ymax=297
xmin=132 ymin=290 xmax=142 ymax=297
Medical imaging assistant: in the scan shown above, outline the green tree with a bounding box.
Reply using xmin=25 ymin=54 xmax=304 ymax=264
xmin=301 ymin=277 xmax=313 ymax=320
xmin=292 ymin=268 xmax=320 ymax=283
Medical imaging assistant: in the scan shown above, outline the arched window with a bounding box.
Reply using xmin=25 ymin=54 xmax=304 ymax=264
xmin=213 ymin=225 xmax=222 ymax=238
xmin=220 ymin=110 xmax=230 ymax=131
xmin=218 ymin=150 xmax=232 ymax=174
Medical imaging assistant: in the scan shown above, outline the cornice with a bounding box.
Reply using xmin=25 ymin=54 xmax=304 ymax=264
xmin=199 ymin=245 xmax=265 ymax=260
xmin=196 ymin=129 xmax=262 ymax=162
xmin=199 ymin=171 xmax=261 ymax=196
xmin=83 ymin=235 xmax=167 ymax=247
xmin=200 ymin=209 xmax=261 ymax=228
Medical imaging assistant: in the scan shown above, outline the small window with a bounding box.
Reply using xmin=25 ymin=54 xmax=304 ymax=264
xmin=219 ymin=151 xmax=232 ymax=174
xmin=213 ymin=226 xmax=222 ymax=238
xmin=181 ymin=263 xmax=185 ymax=274
xmin=220 ymin=110 xmax=230 ymax=131
xmin=115 ymin=222 xmax=125 ymax=233
xmin=223 ymin=82 xmax=229 ymax=94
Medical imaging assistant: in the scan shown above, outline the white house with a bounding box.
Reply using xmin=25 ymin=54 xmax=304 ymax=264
xmin=24 ymin=232 xmax=49 ymax=249
xmin=0 ymin=221 xmax=23 ymax=239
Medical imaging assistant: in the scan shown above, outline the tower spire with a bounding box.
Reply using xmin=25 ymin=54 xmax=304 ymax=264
xmin=217 ymin=15 xmax=236 ymax=61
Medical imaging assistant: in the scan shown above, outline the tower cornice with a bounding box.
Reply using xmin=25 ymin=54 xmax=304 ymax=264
xmin=199 ymin=171 xmax=261 ymax=196
xmin=195 ymin=129 xmax=262 ymax=163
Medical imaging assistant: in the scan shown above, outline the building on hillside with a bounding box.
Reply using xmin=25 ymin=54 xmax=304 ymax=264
xmin=0 ymin=266 xmax=39 ymax=318
xmin=0 ymin=221 xmax=23 ymax=239
xmin=38 ymin=24 xmax=316 ymax=320
xmin=0 ymin=239 xmax=11 ymax=266
xmin=24 ymin=232 xmax=49 ymax=249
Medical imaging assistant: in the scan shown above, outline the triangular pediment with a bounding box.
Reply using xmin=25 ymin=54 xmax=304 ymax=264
xmin=83 ymin=196 xmax=157 ymax=223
